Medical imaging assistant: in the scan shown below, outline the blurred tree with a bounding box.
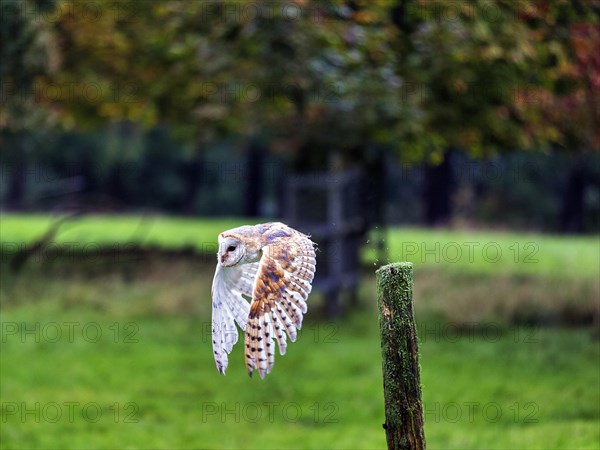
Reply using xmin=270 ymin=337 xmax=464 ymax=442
xmin=0 ymin=0 xmax=60 ymax=209
xmin=46 ymin=0 xmax=406 ymax=214
xmin=510 ymin=2 xmax=600 ymax=232
xmin=386 ymin=0 xmax=599 ymax=225
xmin=40 ymin=1 xmax=600 ymax=151
xmin=545 ymin=15 xmax=600 ymax=232
xmin=22 ymin=0 xmax=598 ymax=225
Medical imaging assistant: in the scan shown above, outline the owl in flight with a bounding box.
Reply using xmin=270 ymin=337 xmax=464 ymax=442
xmin=211 ymin=222 xmax=316 ymax=378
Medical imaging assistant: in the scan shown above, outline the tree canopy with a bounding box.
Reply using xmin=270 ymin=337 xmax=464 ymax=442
xmin=3 ymin=0 xmax=599 ymax=165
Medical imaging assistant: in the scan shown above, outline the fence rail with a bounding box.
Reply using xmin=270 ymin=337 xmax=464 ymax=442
xmin=284 ymin=169 xmax=368 ymax=317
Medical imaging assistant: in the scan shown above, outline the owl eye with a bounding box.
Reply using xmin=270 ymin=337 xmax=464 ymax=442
xmin=227 ymin=245 xmax=236 ymax=252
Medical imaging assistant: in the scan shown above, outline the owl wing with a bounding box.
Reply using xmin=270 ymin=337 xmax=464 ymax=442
xmin=244 ymin=233 xmax=316 ymax=378
xmin=211 ymin=261 xmax=260 ymax=374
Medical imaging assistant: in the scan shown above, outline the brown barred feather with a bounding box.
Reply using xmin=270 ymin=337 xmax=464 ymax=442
xmin=212 ymin=222 xmax=316 ymax=378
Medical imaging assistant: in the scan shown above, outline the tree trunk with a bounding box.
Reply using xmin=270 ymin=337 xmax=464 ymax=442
xmin=275 ymin=158 xmax=289 ymax=218
xmin=182 ymin=144 xmax=205 ymax=215
xmin=5 ymin=134 xmax=28 ymax=211
xmin=243 ymin=139 xmax=264 ymax=217
xmin=423 ymin=151 xmax=454 ymax=226
xmin=364 ymin=147 xmax=387 ymax=263
xmin=559 ymin=158 xmax=586 ymax=233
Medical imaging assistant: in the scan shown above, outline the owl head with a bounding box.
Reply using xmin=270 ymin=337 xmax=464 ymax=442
xmin=217 ymin=235 xmax=245 ymax=267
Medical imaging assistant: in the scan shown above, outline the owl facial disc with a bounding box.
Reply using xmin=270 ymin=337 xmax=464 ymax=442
xmin=218 ymin=236 xmax=245 ymax=267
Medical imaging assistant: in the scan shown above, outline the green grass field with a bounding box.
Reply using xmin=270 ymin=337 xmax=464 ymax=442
xmin=1 ymin=214 xmax=599 ymax=448
xmin=1 ymin=213 xmax=598 ymax=278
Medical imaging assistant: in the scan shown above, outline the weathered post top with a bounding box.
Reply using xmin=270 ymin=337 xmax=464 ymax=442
xmin=376 ymin=262 xmax=426 ymax=450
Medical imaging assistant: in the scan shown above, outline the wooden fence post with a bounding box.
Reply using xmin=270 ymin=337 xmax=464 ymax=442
xmin=376 ymin=262 xmax=426 ymax=450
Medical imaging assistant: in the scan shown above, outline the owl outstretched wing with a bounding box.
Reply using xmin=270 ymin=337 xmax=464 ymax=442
xmin=211 ymin=261 xmax=260 ymax=374
xmin=244 ymin=231 xmax=316 ymax=378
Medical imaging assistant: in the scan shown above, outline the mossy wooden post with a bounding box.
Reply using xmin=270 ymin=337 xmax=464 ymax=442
xmin=377 ymin=262 xmax=425 ymax=450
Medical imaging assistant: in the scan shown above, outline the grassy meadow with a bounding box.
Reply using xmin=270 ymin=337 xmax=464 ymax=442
xmin=1 ymin=214 xmax=599 ymax=448
xmin=1 ymin=213 xmax=598 ymax=278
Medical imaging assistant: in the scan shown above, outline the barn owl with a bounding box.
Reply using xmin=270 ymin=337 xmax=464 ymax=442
xmin=211 ymin=222 xmax=316 ymax=378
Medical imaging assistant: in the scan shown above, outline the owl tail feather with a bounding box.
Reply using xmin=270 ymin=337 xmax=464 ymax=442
xmin=244 ymin=304 xmax=277 ymax=379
